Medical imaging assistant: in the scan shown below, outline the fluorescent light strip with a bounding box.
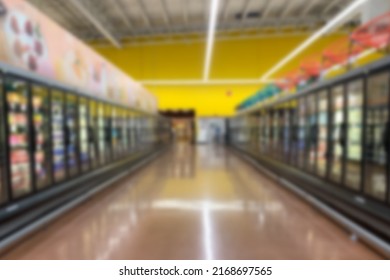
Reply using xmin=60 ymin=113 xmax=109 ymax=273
xmin=141 ymin=79 xmax=274 ymax=86
xmin=260 ymin=0 xmax=368 ymax=81
xmin=203 ymin=0 xmax=220 ymax=81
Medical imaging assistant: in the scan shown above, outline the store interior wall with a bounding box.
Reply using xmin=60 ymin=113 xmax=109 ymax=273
xmin=196 ymin=118 xmax=226 ymax=144
xmin=92 ymin=33 xmax=346 ymax=116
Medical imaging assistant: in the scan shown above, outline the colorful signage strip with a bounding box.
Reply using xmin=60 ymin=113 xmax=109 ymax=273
xmin=0 ymin=0 xmax=157 ymax=112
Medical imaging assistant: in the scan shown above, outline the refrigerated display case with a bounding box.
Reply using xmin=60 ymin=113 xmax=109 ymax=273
xmin=120 ymin=109 xmax=128 ymax=156
xmin=317 ymin=90 xmax=329 ymax=178
xmin=134 ymin=112 xmax=140 ymax=150
xmin=104 ymin=105 xmax=112 ymax=161
xmin=79 ymin=97 xmax=89 ymax=172
xmin=89 ymin=100 xmax=98 ymax=169
xmin=263 ymin=113 xmax=270 ymax=155
xmin=98 ymin=102 xmax=105 ymax=165
xmin=227 ymin=55 xmax=390 ymax=242
xmin=0 ymin=78 xmax=7 ymax=204
xmin=32 ymin=85 xmax=52 ymax=189
xmin=51 ymin=90 xmax=65 ymax=182
xmin=259 ymin=113 xmax=267 ymax=154
xmin=365 ymin=72 xmax=389 ymax=201
xmin=66 ymin=94 xmax=79 ymax=177
xmin=271 ymin=111 xmax=279 ymax=158
xmin=345 ymin=79 xmax=363 ymax=190
xmin=126 ymin=111 xmax=133 ymax=153
xmin=111 ymin=107 xmax=119 ymax=158
xmin=289 ymin=108 xmax=299 ymax=166
xmin=329 ymin=85 xmax=345 ymax=184
xmin=115 ymin=108 xmax=123 ymax=157
xmin=282 ymin=107 xmax=290 ymax=161
xmin=297 ymin=98 xmax=307 ymax=168
xmin=5 ymin=78 xmax=32 ymax=198
xmin=306 ymin=94 xmax=317 ymax=173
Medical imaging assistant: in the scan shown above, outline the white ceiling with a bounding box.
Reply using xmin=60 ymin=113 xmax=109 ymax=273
xmin=28 ymin=0 xmax=355 ymax=45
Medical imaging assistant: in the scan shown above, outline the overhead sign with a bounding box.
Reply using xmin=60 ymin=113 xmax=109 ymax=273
xmin=0 ymin=0 xmax=157 ymax=112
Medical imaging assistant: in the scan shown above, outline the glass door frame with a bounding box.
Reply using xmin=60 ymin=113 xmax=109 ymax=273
xmin=315 ymin=88 xmax=331 ymax=179
xmin=362 ymin=68 xmax=390 ymax=203
xmin=88 ymin=99 xmax=99 ymax=170
xmin=50 ymin=88 xmax=67 ymax=184
xmin=343 ymin=75 xmax=366 ymax=193
xmin=30 ymin=83 xmax=53 ymax=190
xmin=0 ymin=73 xmax=10 ymax=204
xmin=305 ymin=93 xmax=319 ymax=174
xmin=289 ymin=105 xmax=299 ymax=166
xmin=65 ymin=92 xmax=80 ymax=178
xmin=78 ymin=96 xmax=90 ymax=173
xmin=3 ymin=75 xmax=35 ymax=200
xmin=328 ymin=81 xmax=347 ymax=187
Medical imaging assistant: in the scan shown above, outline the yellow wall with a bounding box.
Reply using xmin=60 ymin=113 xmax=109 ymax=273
xmin=146 ymin=84 xmax=259 ymax=116
xmin=93 ymin=33 xmax=345 ymax=116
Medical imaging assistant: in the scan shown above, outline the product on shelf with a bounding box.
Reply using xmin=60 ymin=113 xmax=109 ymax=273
xmin=7 ymin=84 xmax=32 ymax=196
xmin=52 ymin=97 xmax=65 ymax=180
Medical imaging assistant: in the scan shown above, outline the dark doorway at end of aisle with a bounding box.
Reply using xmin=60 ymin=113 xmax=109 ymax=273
xmin=159 ymin=109 xmax=196 ymax=144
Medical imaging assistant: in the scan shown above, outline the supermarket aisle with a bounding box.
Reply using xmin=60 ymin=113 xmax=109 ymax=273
xmin=1 ymin=144 xmax=381 ymax=259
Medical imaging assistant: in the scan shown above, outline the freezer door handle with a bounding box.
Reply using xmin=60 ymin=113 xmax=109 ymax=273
xmin=383 ymin=121 xmax=389 ymax=154
xmin=30 ymin=127 xmax=37 ymax=153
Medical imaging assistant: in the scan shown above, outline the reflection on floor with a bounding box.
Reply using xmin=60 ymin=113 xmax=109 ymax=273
xmin=1 ymin=144 xmax=382 ymax=259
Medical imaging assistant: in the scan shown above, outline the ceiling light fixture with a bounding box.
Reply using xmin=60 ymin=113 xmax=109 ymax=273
xmin=260 ymin=0 xmax=368 ymax=81
xmin=203 ymin=0 xmax=220 ymax=81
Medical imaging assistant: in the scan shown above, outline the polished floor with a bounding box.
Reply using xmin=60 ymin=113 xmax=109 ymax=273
xmin=1 ymin=144 xmax=381 ymax=259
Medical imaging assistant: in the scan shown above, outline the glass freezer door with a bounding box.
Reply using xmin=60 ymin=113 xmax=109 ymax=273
xmin=66 ymin=94 xmax=79 ymax=177
xmin=272 ymin=111 xmax=279 ymax=158
xmin=306 ymin=94 xmax=318 ymax=173
xmin=78 ymin=97 xmax=89 ymax=172
xmin=345 ymin=79 xmax=363 ymax=190
xmin=5 ymin=78 xmax=32 ymax=198
xmin=104 ymin=105 xmax=112 ymax=161
xmin=111 ymin=107 xmax=119 ymax=158
xmin=127 ymin=111 xmax=134 ymax=154
xmin=51 ymin=90 xmax=65 ymax=182
xmin=0 ymin=78 xmax=8 ymax=204
xmin=89 ymin=100 xmax=98 ymax=169
xmin=364 ymin=72 xmax=389 ymax=201
xmin=289 ymin=108 xmax=299 ymax=166
xmin=121 ymin=110 xmax=128 ymax=156
xmin=282 ymin=108 xmax=290 ymax=161
xmin=32 ymin=85 xmax=51 ymax=189
xmin=317 ymin=90 xmax=329 ymax=178
xmin=329 ymin=85 xmax=346 ymax=184
xmin=297 ymin=98 xmax=307 ymax=169
xmin=98 ymin=102 xmax=105 ymax=165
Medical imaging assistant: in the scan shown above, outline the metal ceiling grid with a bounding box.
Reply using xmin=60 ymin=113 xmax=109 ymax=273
xmin=27 ymin=0 xmax=355 ymax=46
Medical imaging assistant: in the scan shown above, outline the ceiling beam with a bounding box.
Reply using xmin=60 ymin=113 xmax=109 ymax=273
xmin=55 ymin=0 xmax=91 ymax=30
xmin=67 ymin=0 xmax=121 ymax=48
xmin=44 ymin=2 xmax=75 ymax=31
xmin=183 ymin=0 xmax=189 ymax=25
xmin=137 ymin=0 xmax=152 ymax=28
xmin=260 ymin=0 xmax=273 ymax=21
xmin=112 ymin=15 xmax=330 ymax=40
xmin=222 ymin=0 xmax=231 ymax=21
xmin=161 ymin=0 xmax=171 ymax=25
xmin=323 ymin=0 xmax=343 ymax=14
xmin=280 ymin=0 xmax=295 ymax=17
xmin=204 ymin=0 xmax=209 ymax=24
xmin=300 ymin=0 xmax=319 ymax=16
xmin=241 ymin=0 xmax=252 ymax=22
xmin=113 ymin=0 xmax=134 ymax=31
